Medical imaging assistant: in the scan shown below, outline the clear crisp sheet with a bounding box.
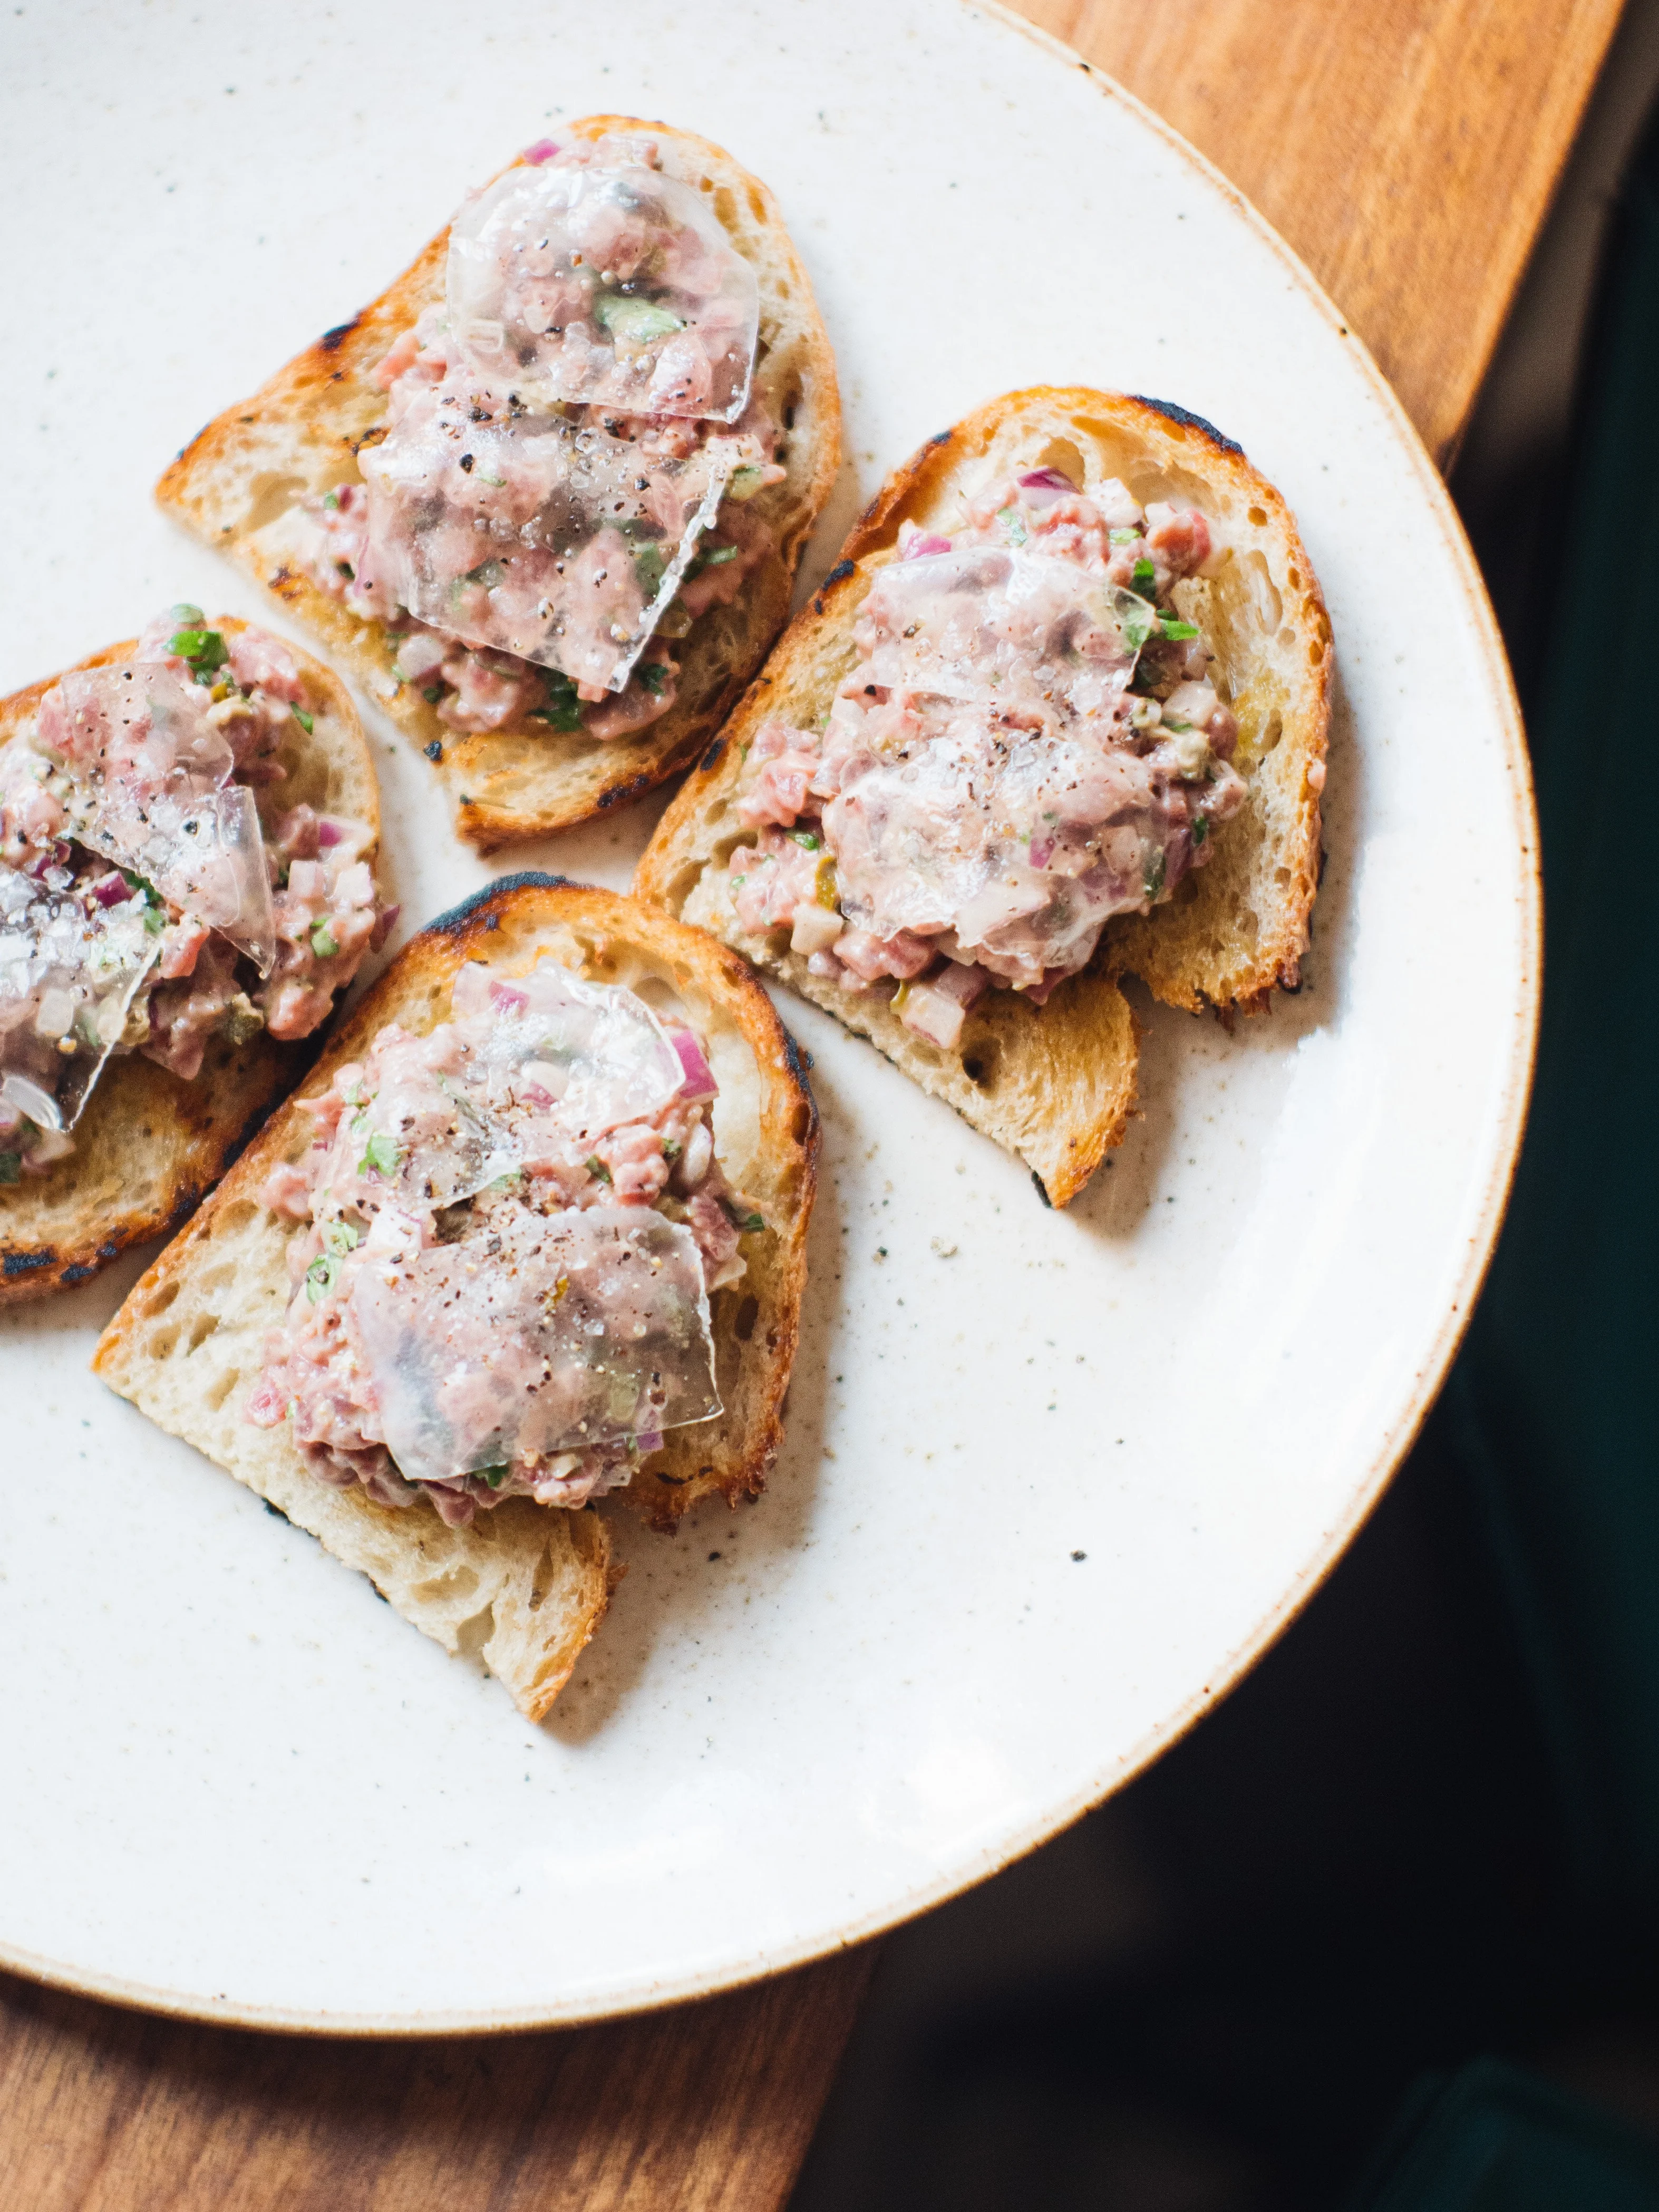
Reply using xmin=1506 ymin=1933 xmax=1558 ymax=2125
xmin=448 ymin=148 xmax=759 ymax=423
xmin=351 ymin=1205 xmax=721 ymax=1488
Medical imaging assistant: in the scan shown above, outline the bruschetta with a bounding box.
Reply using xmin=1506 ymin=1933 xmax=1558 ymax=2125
xmin=157 ymin=118 xmax=841 ymax=852
xmin=634 ymin=387 xmax=1331 ymax=1204
xmin=92 ymin=876 xmax=819 ymax=1718
xmin=1 ymin=610 xmax=390 ymax=1301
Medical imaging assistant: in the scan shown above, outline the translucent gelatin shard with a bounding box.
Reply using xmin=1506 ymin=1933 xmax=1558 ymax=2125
xmin=352 ymin=1069 xmax=521 ymax=1210
xmin=47 ymin=664 xmax=235 ymax=789
xmin=450 ymin=959 xmax=685 ymax=1137
xmin=359 ymin=384 xmax=733 ymax=694
xmin=860 ymin=548 xmax=1147 ymax=713
xmin=46 ymin=666 xmax=278 ymax=973
xmin=0 ymin=861 xmax=161 ymax=1129
xmin=447 ymin=145 xmax=759 ymax=422
xmin=351 ymin=1204 xmax=721 ymax=1490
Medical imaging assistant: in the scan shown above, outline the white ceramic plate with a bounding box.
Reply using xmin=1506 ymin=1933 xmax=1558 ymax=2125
xmin=0 ymin=0 xmax=1536 ymax=2030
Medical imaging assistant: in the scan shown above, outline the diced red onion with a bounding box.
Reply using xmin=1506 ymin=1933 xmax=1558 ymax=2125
xmin=1029 ymin=837 xmax=1054 ymax=869
xmin=316 ymin=819 xmax=342 ymax=849
xmin=522 ymin=139 xmax=560 ymax=166
xmin=904 ymin=531 xmax=953 ymax=560
xmin=392 ymin=630 xmax=448 ymax=684
xmin=670 ymin=1028 xmax=718 ymax=1101
xmin=1017 ymin=467 xmax=1076 ymax=508
xmin=932 ymin=959 xmax=991 ymax=1011
xmin=898 ymin=982 xmax=965 ymax=1052
xmin=91 ymin=873 xmax=130 ymax=907
xmin=635 ymin=1431 xmax=663 ymax=1455
xmin=489 ymin=983 xmax=529 ymax=1013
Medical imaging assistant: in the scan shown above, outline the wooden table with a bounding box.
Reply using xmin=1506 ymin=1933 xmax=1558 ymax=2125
xmin=0 ymin=3 xmax=1622 ymax=2204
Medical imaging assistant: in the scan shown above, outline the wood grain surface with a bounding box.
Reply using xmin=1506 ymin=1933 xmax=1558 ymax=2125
xmin=1018 ymin=0 xmax=1625 ymax=463
xmin=0 ymin=3 xmax=1623 ymax=2207
xmin=0 ymin=1949 xmax=876 ymax=2211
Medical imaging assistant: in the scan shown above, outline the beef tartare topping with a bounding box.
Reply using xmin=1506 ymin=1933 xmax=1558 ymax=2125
xmin=716 ymin=467 xmax=1247 ymax=1045
xmin=0 ymin=611 xmax=390 ymax=1180
xmin=287 ymin=137 xmax=783 ymax=741
xmin=248 ymin=957 xmax=758 ymax=1522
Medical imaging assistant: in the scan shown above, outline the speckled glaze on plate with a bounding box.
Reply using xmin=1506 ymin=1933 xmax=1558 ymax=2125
xmin=0 ymin=0 xmax=1536 ymax=2031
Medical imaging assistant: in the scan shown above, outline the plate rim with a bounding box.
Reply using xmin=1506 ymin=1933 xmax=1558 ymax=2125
xmin=0 ymin=0 xmax=1542 ymax=2036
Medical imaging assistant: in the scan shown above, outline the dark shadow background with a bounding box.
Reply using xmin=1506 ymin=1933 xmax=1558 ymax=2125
xmin=788 ymin=6 xmax=1659 ymax=2205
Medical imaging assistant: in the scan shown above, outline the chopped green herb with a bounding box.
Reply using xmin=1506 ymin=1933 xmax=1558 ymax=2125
xmin=462 ymin=558 xmax=504 ymax=588
xmin=481 ymin=1465 xmax=510 ymax=1490
xmin=304 ymin=1254 xmax=338 ymax=1303
xmin=594 ymin=294 xmax=685 ymax=344
xmin=1131 ymin=557 xmax=1157 ymax=596
xmin=1108 ymin=528 xmax=1139 ymax=546
xmin=720 ymin=1197 xmax=766 ymax=1234
xmin=336 ymin=560 xmax=355 ymax=580
xmin=360 ymin=1128 xmax=401 ymax=1177
xmin=168 ymin=602 xmax=206 ymax=626
xmin=996 ymin=506 xmax=1029 ymax=545
xmin=322 ymin=491 xmax=340 ymax=511
xmin=661 ymin=1137 xmax=682 ymax=1161
xmin=725 ymin=463 xmax=767 ymax=501
xmin=698 ymin=542 xmax=740 ymax=567
xmin=422 ymin=682 xmax=447 ymax=705
xmin=1160 ymin=617 xmax=1200 ymax=642
xmin=0 ymin=1153 xmax=20 ymax=1186
xmin=168 ymin=626 xmax=229 ymax=680
xmin=477 ymin=470 xmax=508 ymax=489
xmin=487 ymin=1170 xmax=522 ymax=1192
xmin=586 ymin=1156 xmax=613 ymax=1184
xmin=637 ymin=662 xmax=669 ymax=696
xmin=291 ymin=705 xmax=315 ymax=735
xmin=530 ymin=670 xmax=585 ymax=733
xmin=1144 ymin=849 xmax=1167 ymax=900
xmin=632 ymin=544 xmax=668 ymax=597
xmin=788 ymin=828 xmax=821 ymax=851
xmin=311 ymin=919 xmax=340 ymax=959
xmin=1192 ymin=813 xmax=1209 ymax=846
xmin=322 ymin=1219 xmax=360 ymax=1257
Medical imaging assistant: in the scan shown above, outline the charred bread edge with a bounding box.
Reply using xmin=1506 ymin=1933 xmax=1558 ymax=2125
xmin=0 ymin=621 xmax=379 ymax=1305
xmin=155 ymin=115 xmax=843 ymax=852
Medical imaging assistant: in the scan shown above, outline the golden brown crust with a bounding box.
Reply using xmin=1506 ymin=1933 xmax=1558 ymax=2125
xmin=0 ymin=620 xmax=380 ymax=1303
xmin=91 ymin=877 xmax=819 ymax=1711
xmin=156 ymin=116 xmax=842 ymax=852
xmin=635 ymin=385 xmax=1331 ymax=1202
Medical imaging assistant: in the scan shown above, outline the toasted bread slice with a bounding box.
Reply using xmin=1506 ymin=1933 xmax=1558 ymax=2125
xmin=156 ymin=116 xmax=842 ymax=853
xmin=92 ymin=876 xmax=820 ymax=1717
xmin=634 ymin=387 xmax=1332 ymax=1204
xmin=1 ymin=619 xmax=380 ymax=1305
